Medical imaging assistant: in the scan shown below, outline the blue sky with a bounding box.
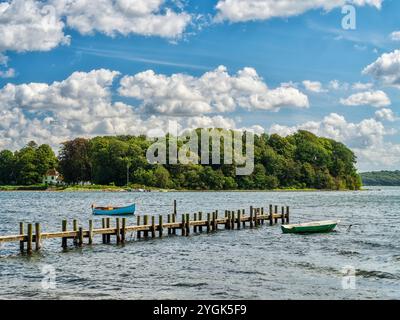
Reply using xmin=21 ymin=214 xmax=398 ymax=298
xmin=1 ymin=0 xmax=400 ymax=171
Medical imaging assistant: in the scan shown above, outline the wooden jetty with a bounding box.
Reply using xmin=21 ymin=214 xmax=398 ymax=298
xmin=0 ymin=203 xmax=290 ymax=255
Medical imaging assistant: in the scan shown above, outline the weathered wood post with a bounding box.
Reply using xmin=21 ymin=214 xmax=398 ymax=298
xmin=151 ymin=216 xmax=156 ymax=238
xmin=173 ymin=200 xmax=177 ymax=215
xmin=199 ymin=212 xmax=203 ymax=233
xmin=27 ymin=223 xmax=33 ymax=255
xmin=106 ymin=218 xmax=111 ymax=244
xmin=193 ymin=213 xmax=197 ymax=233
xmin=61 ymin=219 xmax=68 ymax=249
xmin=215 ymin=210 xmax=219 ymax=230
xmin=102 ymin=218 xmax=106 ymax=244
xmin=181 ymin=214 xmax=186 ymax=236
xmin=116 ymin=218 xmax=121 ymax=244
xmin=226 ymin=211 xmax=231 ymax=230
xmin=172 ymin=214 xmax=177 ymax=235
xmin=73 ymin=219 xmax=78 ymax=246
xmin=212 ymin=212 xmax=216 ymax=231
xmin=159 ymin=215 xmax=163 ymax=238
xmin=249 ymin=208 xmax=254 ymax=228
xmin=261 ymin=207 xmax=265 ymax=225
xmin=254 ymin=209 xmax=258 ymax=227
xmin=78 ymin=227 xmax=83 ymax=247
xmin=242 ymin=209 xmax=246 ymax=228
xmin=185 ymin=213 xmax=190 ymax=236
xmin=35 ymin=223 xmax=41 ymax=251
xmin=19 ymin=222 xmax=24 ymax=253
xmin=167 ymin=214 xmax=171 ymax=235
xmin=281 ymin=207 xmax=285 ymax=225
xmin=286 ymin=206 xmax=290 ymax=224
xmin=237 ymin=210 xmax=241 ymax=229
xmin=207 ymin=213 xmax=211 ymax=233
xmin=137 ymin=215 xmax=141 ymax=239
xmin=274 ymin=205 xmax=278 ymax=224
xmin=144 ymin=215 xmax=149 ymax=238
xmin=121 ymin=218 xmax=126 ymax=243
xmin=88 ymin=220 xmax=93 ymax=245
xmin=231 ymin=211 xmax=235 ymax=230
xmin=269 ymin=205 xmax=273 ymax=226
xmin=225 ymin=211 xmax=229 ymax=229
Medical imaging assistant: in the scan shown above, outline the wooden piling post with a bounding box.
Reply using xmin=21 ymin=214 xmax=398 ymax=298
xmin=116 ymin=218 xmax=121 ymax=244
xmin=181 ymin=214 xmax=186 ymax=236
xmin=19 ymin=222 xmax=24 ymax=253
xmin=167 ymin=214 xmax=171 ymax=235
xmin=102 ymin=218 xmax=106 ymax=244
xmin=106 ymin=218 xmax=111 ymax=243
xmin=88 ymin=220 xmax=93 ymax=245
xmin=231 ymin=211 xmax=235 ymax=230
xmin=215 ymin=210 xmax=219 ymax=230
xmin=121 ymin=218 xmax=126 ymax=243
xmin=250 ymin=209 xmax=254 ymax=228
xmin=274 ymin=205 xmax=278 ymax=224
xmin=173 ymin=200 xmax=177 ymax=215
xmin=281 ymin=207 xmax=285 ymax=225
xmin=137 ymin=216 xmax=141 ymax=239
xmin=226 ymin=211 xmax=231 ymax=230
xmin=242 ymin=209 xmax=246 ymax=228
xmin=151 ymin=216 xmax=156 ymax=238
xmin=193 ymin=213 xmax=197 ymax=233
xmin=261 ymin=207 xmax=265 ymax=225
xmin=212 ymin=212 xmax=216 ymax=231
xmin=225 ymin=211 xmax=229 ymax=229
xmin=144 ymin=215 xmax=149 ymax=238
xmin=286 ymin=206 xmax=290 ymax=224
xmin=199 ymin=212 xmax=203 ymax=233
xmin=61 ymin=220 xmax=68 ymax=249
xmin=254 ymin=209 xmax=258 ymax=227
xmin=73 ymin=219 xmax=78 ymax=246
xmin=172 ymin=214 xmax=177 ymax=235
xmin=27 ymin=223 xmax=33 ymax=255
xmin=159 ymin=215 xmax=163 ymax=238
xmin=237 ymin=210 xmax=241 ymax=230
xmin=35 ymin=223 xmax=41 ymax=251
xmin=78 ymin=227 xmax=83 ymax=247
xmin=269 ymin=205 xmax=273 ymax=226
xmin=185 ymin=213 xmax=190 ymax=236
xmin=207 ymin=213 xmax=211 ymax=233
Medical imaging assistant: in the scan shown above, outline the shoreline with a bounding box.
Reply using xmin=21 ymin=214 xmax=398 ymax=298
xmin=0 ymin=186 xmax=370 ymax=193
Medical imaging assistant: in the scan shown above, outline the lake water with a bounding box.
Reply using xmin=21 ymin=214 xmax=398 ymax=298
xmin=0 ymin=187 xmax=399 ymax=300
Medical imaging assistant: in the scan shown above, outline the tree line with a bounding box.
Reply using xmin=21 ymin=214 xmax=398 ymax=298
xmin=0 ymin=130 xmax=362 ymax=190
xmin=361 ymin=171 xmax=400 ymax=186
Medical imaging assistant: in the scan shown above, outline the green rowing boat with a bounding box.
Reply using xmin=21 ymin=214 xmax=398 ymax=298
xmin=281 ymin=220 xmax=339 ymax=234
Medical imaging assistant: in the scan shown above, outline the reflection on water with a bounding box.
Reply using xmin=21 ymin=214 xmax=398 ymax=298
xmin=0 ymin=187 xmax=399 ymax=300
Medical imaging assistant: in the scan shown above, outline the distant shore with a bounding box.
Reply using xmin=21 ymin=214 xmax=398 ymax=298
xmin=0 ymin=184 xmax=366 ymax=193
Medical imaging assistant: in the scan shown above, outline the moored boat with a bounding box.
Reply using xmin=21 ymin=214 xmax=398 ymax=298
xmin=92 ymin=204 xmax=136 ymax=216
xmin=281 ymin=220 xmax=339 ymax=234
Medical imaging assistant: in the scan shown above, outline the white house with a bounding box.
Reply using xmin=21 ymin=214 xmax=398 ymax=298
xmin=42 ymin=169 xmax=64 ymax=185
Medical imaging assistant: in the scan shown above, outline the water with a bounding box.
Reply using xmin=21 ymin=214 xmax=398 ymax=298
xmin=0 ymin=187 xmax=399 ymax=300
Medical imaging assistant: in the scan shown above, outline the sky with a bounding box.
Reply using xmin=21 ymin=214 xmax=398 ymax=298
xmin=0 ymin=0 xmax=400 ymax=171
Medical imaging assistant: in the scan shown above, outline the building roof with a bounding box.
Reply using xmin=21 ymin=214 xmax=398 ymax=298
xmin=46 ymin=169 xmax=59 ymax=177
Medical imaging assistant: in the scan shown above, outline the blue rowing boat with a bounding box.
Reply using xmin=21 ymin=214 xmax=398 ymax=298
xmin=92 ymin=204 xmax=136 ymax=216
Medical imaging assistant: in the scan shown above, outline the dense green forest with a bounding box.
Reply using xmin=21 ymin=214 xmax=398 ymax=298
xmin=361 ymin=171 xmax=400 ymax=186
xmin=0 ymin=130 xmax=362 ymax=190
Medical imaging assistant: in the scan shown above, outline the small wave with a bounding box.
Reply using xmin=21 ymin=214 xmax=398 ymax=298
xmin=172 ymin=282 xmax=208 ymax=288
xmin=356 ymin=269 xmax=400 ymax=281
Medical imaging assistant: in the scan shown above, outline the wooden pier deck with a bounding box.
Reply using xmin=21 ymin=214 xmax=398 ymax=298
xmin=0 ymin=204 xmax=290 ymax=255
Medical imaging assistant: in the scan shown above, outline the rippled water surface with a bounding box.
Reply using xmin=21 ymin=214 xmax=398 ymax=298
xmin=0 ymin=187 xmax=399 ymax=300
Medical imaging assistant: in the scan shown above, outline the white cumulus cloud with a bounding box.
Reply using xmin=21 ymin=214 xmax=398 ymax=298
xmin=302 ymin=80 xmax=326 ymax=93
xmin=340 ymin=90 xmax=391 ymax=107
xmin=215 ymin=0 xmax=383 ymax=22
xmin=375 ymin=108 xmax=397 ymax=122
xmin=119 ymin=66 xmax=309 ymax=116
xmin=363 ymin=49 xmax=400 ymax=88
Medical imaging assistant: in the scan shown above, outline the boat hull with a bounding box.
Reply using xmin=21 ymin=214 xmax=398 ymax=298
xmin=281 ymin=220 xmax=339 ymax=234
xmin=92 ymin=204 xmax=136 ymax=216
